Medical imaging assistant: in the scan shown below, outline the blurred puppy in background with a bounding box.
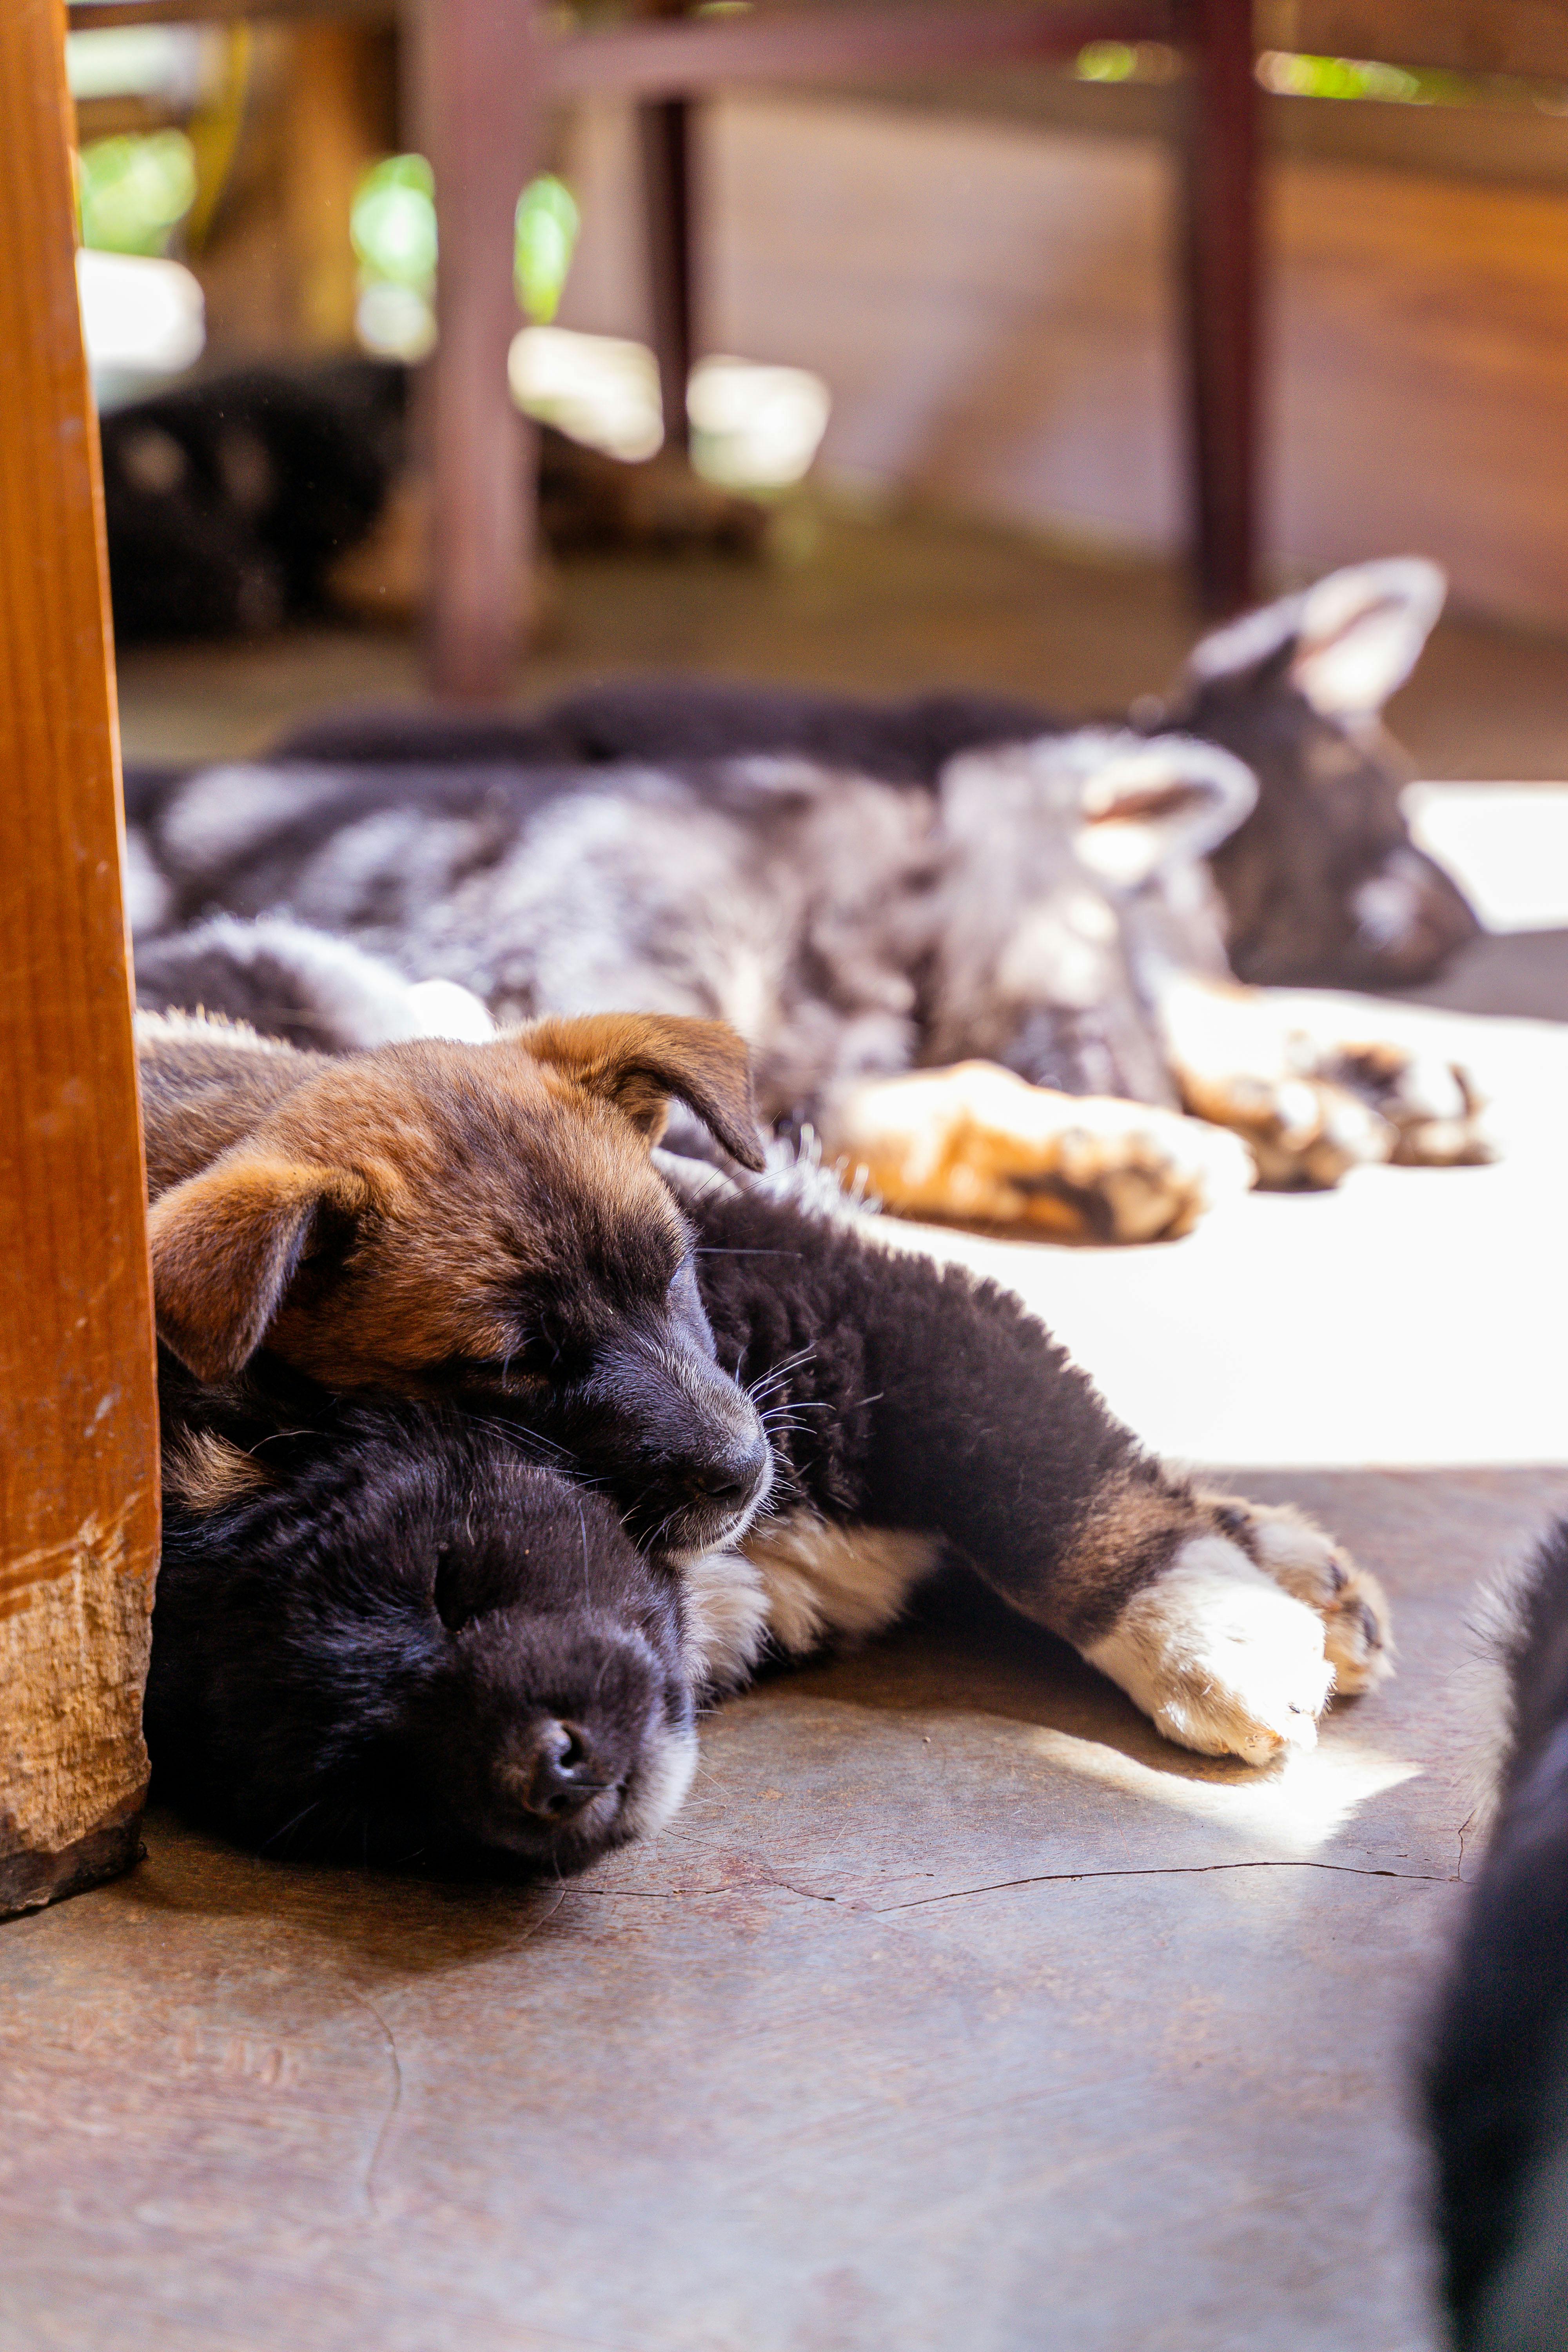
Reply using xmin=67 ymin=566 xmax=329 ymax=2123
xmin=130 ymin=559 xmax=1487 ymax=1246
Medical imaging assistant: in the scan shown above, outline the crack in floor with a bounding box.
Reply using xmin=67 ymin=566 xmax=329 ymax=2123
xmin=875 ymin=1857 xmax=1458 ymax=1909
xmin=581 ymin=1856 xmax=1457 ymax=1911
xmin=343 ymin=1985 xmax=403 ymax=2219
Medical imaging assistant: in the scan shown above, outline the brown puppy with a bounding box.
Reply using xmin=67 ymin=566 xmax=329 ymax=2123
xmin=138 ymin=1008 xmax=775 ymax=1553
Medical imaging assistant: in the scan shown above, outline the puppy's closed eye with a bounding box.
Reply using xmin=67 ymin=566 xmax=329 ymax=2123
xmin=432 ymin=1542 xmax=525 ymax=1631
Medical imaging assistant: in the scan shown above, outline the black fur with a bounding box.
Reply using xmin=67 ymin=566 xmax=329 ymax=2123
xmin=102 ymin=360 xmax=401 ymax=642
xmin=147 ymin=1164 xmax=1172 ymax=1871
xmin=1425 ymin=1519 xmax=1568 ymax=2347
xmin=149 ymin=1359 xmax=693 ymax=1876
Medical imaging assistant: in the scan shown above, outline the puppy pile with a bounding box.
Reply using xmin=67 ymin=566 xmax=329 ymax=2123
xmin=125 ymin=558 xmax=1490 ymax=1247
xmin=140 ymin=996 xmax=1392 ymax=1876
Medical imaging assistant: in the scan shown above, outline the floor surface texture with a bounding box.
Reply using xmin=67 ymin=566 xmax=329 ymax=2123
xmin=9 ymin=522 xmax=1567 ymax=2352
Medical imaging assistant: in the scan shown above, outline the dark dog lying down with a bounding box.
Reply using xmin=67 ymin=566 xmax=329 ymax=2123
xmin=268 ymin=554 xmax=1477 ymax=996
xmin=1425 ymin=1521 xmax=1568 ymax=2349
xmin=126 ymin=559 xmax=1487 ymax=1243
xmin=148 ymin=1153 xmax=1392 ymax=1872
xmin=100 ymin=357 xmax=764 ymax=646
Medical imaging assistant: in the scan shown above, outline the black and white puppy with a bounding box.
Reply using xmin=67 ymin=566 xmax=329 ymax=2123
xmin=148 ymin=1154 xmax=1393 ymax=1875
xmin=1425 ymin=1520 xmax=1568 ymax=2350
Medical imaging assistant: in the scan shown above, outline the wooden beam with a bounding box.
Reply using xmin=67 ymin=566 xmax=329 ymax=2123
xmin=69 ymin=0 xmax=1177 ymax=81
xmin=0 ymin=0 xmax=160 ymax=1917
xmin=638 ymin=94 xmax=698 ymax=452
xmin=419 ymin=0 xmax=544 ymax=698
xmin=1180 ymin=0 xmax=1259 ymax=611
xmin=550 ymin=1 xmax=1174 ymax=99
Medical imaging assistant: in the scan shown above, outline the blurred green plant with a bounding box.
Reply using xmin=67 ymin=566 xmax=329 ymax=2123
xmin=351 ymin=152 xmax=438 ymax=292
xmin=1076 ymin=41 xmax=1138 ymax=82
xmin=78 ymin=130 xmax=197 ymax=256
xmin=515 ymin=174 xmax=580 ymax=325
xmin=1257 ymin=51 xmax=1422 ymax=101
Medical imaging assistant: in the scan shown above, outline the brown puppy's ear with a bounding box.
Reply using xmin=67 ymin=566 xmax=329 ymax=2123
xmin=147 ymin=1156 xmax=368 ymax=1383
xmin=525 ymin=1013 xmax=767 ymax=1171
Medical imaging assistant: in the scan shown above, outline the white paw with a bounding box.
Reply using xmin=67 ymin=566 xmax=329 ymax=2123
xmin=1205 ymin=1495 xmax=1394 ymax=1695
xmin=403 ymin=978 xmax=497 ymax=1042
xmin=1086 ymin=1535 xmax=1334 ymax=1765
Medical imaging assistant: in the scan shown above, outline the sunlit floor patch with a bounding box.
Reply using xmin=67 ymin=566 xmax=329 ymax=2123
xmin=1024 ymin=1725 xmax=1422 ymax=1859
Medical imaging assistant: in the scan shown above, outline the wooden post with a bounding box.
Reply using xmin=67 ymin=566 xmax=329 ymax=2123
xmin=0 ymin=0 xmax=160 ymax=1916
xmin=421 ymin=0 xmax=545 ymax=699
xmin=1180 ymin=0 xmax=1259 ymax=612
xmin=637 ymin=95 xmax=697 ymax=455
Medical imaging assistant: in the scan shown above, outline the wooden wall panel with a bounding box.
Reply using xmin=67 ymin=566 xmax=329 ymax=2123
xmin=561 ymin=94 xmax=1568 ymax=632
xmin=0 ymin=0 xmax=160 ymax=1916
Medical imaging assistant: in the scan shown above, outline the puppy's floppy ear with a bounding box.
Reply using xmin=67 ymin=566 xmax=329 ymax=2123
xmin=524 ymin=1012 xmax=767 ymax=1171
xmin=148 ymin=1155 xmax=369 ymax=1382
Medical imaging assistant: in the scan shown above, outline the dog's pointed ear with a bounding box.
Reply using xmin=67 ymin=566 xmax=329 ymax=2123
xmin=524 ymin=1013 xmax=767 ymax=1170
xmin=147 ymin=1156 xmax=368 ymax=1383
xmin=1071 ymin=735 xmax=1259 ymax=889
xmin=1183 ymin=558 xmax=1445 ymax=718
xmin=1287 ymin=557 xmax=1446 ymax=716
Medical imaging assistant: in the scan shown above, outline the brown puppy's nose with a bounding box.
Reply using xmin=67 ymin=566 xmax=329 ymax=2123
xmin=517 ymin=1719 xmax=613 ymax=1822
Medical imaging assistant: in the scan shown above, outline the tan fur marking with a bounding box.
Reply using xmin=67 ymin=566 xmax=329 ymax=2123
xmin=136 ymin=1013 xmax=740 ymax=1391
xmin=162 ymin=1428 xmax=271 ymax=1513
xmin=740 ymin=1514 xmax=939 ymax=1655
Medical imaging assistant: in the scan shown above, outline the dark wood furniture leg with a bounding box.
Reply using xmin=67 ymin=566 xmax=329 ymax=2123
xmin=638 ymin=95 xmax=697 ymax=453
xmin=1 ymin=0 xmax=160 ymax=1917
xmin=1181 ymin=0 xmax=1259 ymax=612
xmin=421 ymin=0 xmax=544 ymax=698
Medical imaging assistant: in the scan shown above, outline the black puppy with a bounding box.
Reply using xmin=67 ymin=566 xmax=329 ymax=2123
xmin=1425 ymin=1520 xmax=1568 ymax=2350
xmin=147 ymin=1157 xmax=1392 ymax=1875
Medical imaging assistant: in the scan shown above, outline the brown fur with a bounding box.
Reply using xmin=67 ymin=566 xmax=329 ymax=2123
xmin=138 ymin=1009 xmax=763 ymax=1388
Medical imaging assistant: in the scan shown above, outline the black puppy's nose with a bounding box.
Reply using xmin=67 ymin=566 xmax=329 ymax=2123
xmin=682 ymin=1435 xmax=770 ymax=1508
xmin=517 ymin=1718 xmax=614 ymax=1822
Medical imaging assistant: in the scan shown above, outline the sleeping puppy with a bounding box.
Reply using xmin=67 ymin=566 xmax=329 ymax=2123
xmin=138 ymin=1007 xmax=774 ymax=1555
xmin=147 ymin=1152 xmax=1394 ymax=1874
xmin=1424 ymin=1520 xmax=1568 ymax=2349
xmin=123 ymin=564 xmax=1489 ymax=1242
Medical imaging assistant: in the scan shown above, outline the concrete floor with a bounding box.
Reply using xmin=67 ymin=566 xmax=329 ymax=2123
xmin=7 ymin=521 xmax=1568 ymax=2351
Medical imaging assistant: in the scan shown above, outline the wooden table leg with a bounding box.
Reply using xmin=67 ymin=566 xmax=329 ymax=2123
xmin=1180 ymin=0 xmax=1259 ymax=613
xmin=421 ymin=0 xmax=545 ymax=699
xmin=638 ymin=95 xmax=697 ymax=453
xmin=0 ymin=0 xmax=160 ymax=1918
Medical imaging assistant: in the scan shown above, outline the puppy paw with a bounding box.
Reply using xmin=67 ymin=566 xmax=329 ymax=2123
xmin=821 ymin=1063 xmax=1254 ymax=1243
xmin=1086 ymin=1534 xmax=1334 ymax=1764
xmin=1203 ymin=1494 xmax=1394 ymax=1695
xmin=1318 ymin=1042 xmax=1494 ymax=1169
xmin=1179 ymin=1066 xmax=1395 ymax=1189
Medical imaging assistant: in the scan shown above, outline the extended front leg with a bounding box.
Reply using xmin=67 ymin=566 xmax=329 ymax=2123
xmin=1156 ymin=969 xmax=1492 ymax=1186
xmin=816 ymin=1060 xmax=1254 ymax=1242
xmin=681 ymin=1172 xmax=1391 ymax=1762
